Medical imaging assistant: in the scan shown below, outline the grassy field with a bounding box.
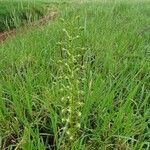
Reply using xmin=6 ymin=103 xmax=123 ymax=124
xmin=0 ymin=0 xmax=150 ymax=149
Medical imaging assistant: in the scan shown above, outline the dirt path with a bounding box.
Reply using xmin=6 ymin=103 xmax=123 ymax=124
xmin=0 ymin=11 xmax=58 ymax=43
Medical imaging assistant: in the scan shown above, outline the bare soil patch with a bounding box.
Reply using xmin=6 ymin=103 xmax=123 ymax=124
xmin=0 ymin=11 xmax=58 ymax=43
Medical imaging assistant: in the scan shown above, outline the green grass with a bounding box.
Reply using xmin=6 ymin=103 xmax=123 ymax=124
xmin=0 ymin=0 xmax=150 ymax=149
xmin=0 ymin=1 xmax=48 ymax=32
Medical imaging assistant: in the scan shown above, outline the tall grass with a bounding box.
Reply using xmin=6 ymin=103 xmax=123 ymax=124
xmin=0 ymin=0 xmax=150 ymax=149
xmin=0 ymin=1 xmax=48 ymax=32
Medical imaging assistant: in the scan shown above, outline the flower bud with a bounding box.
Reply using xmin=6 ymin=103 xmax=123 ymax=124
xmin=62 ymin=118 xmax=66 ymax=122
xmin=66 ymin=130 xmax=71 ymax=135
xmin=68 ymin=108 xmax=72 ymax=112
xmin=66 ymin=118 xmax=70 ymax=123
xmin=77 ymin=112 xmax=82 ymax=117
xmin=78 ymin=102 xmax=84 ymax=106
xmin=61 ymin=97 xmax=65 ymax=101
xmin=76 ymin=123 xmax=81 ymax=128
xmin=69 ymin=136 xmax=74 ymax=140
xmin=62 ymin=109 xmax=66 ymax=113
